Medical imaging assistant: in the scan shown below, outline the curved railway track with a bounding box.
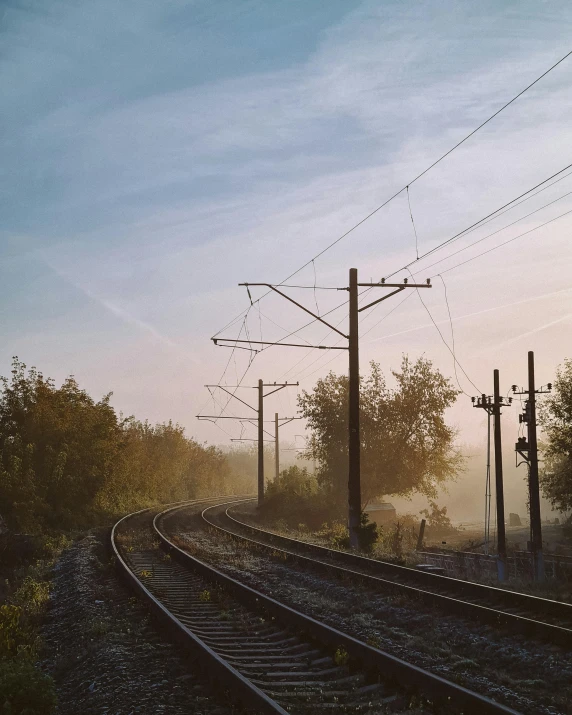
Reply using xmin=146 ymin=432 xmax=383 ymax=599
xmin=201 ymin=500 xmax=572 ymax=648
xmin=112 ymin=498 xmax=520 ymax=715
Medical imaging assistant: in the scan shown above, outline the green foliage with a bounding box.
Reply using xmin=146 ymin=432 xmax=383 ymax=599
xmin=260 ymin=466 xmax=340 ymax=529
xmin=11 ymin=578 xmax=50 ymax=615
xmin=540 ymin=359 xmax=572 ymax=512
xmin=420 ymin=500 xmax=457 ymax=537
xmin=316 ymin=521 xmax=350 ymax=549
xmin=266 ymin=466 xmax=318 ymax=498
xmin=0 ymin=358 xmax=235 ymax=533
xmin=298 ymin=357 xmax=461 ymax=505
xmin=357 ymin=511 xmax=378 ymax=552
xmin=0 ymin=605 xmax=22 ymax=657
xmin=0 ymin=659 xmax=57 ymax=714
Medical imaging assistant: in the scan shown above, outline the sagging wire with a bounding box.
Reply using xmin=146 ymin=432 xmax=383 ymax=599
xmin=438 ymin=274 xmax=464 ymax=396
xmin=312 ymin=259 xmax=320 ymax=316
xmin=407 ymin=185 xmax=420 ymax=260
xmin=406 ymin=268 xmax=481 ymax=395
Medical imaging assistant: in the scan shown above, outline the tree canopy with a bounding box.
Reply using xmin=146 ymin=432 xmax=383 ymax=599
xmin=540 ymin=358 xmax=572 ymax=512
xmin=298 ymin=356 xmax=461 ymax=505
xmin=0 ymin=359 xmax=234 ymax=532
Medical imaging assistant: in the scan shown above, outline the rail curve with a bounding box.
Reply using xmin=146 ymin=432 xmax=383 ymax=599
xmin=202 ymin=500 xmax=572 ymax=647
xmin=112 ymin=498 xmax=521 ymax=715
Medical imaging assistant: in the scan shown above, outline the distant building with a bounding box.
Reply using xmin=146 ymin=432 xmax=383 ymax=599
xmin=364 ymin=502 xmax=397 ymax=526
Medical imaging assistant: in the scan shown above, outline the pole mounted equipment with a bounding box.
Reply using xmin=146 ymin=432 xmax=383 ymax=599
xmin=512 ymin=352 xmax=551 ymax=582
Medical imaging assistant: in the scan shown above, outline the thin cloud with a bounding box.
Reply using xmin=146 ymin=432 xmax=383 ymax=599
xmin=41 ymin=256 xmax=177 ymax=348
xmin=365 ymin=287 xmax=572 ymax=345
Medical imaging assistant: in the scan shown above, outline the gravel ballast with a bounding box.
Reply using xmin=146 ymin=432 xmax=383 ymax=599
xmin=41 ymin=531 xmax=233 ymax=715
xmin=167 ymin=506 xmax=571 ymax=715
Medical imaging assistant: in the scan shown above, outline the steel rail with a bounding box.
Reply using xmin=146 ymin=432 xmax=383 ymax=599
xmin=155 ymin=501 xmax=521 ymax=715
xmin=208 ymin=502 xmax=572 ymax=647
xmin=111 ymin=497 xmax=290 ymax=715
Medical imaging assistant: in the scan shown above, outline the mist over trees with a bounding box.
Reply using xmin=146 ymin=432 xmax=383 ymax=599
xmin=298 ymin=356 xmax=461 ymax=506
xmin=0 ymin=359 xmax=236 ymax=533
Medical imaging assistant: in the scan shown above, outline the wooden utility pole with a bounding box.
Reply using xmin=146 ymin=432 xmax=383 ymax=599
xmin=493 ymin=369 xmax=507 ymax=580
xmin=472 ymin=373 xmax=511 ymax=581
xmin=527 ymin=352 xmax=544 ymax=581
xmin=513 ymin=351 xmax=551 ymax=582
xmin=275 ymin=413 xmax=279 ymax=481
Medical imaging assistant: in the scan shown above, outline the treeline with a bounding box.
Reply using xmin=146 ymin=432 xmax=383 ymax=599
xmin=0 ymin=359 xmax=246 ymax=533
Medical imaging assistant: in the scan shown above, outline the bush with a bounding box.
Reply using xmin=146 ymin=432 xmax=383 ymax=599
xmin=0 ymin=659 xmax=57 ymax=714
xmin=12 ymin=578 xmax=50 ymax=614
xmin=0 ymin=606 xmax=22 ymax=658
xmin=316 ymin=521 xmax=350 ymax=549
xmin=260 ymin=469 xmax=342 ymax=531
xmin=357 ymin=511 xmax=378 ymax=552
xmin=420 ymin=501 xmax=458 ymax=538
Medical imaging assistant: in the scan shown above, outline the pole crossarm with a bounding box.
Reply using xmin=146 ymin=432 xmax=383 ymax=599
xmin=356 ymin=281 xmax=431 ymax=313
xmin=215 ymin=344 xmax=259 ymax=353
xmin=209 ymin=385 xmax=258 ymax=412
xmin=262 ymin=382 xmax=299 ymax=398
xmin=197 ymin=415 xmax=258 ymax=420
xmin=213 ymin=338 xmax=348 ymax=350
xmin=240 ymin=283 xmax=349 ymax=339
xmin=231 ymin=438 xmax=273 ymax=442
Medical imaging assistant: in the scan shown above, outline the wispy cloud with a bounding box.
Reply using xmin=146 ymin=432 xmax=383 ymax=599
xmin=41 ymin=256 xmax=177 ymax=348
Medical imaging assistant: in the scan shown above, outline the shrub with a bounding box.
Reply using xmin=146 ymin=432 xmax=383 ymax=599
xmin=0 ymin=659 xmax=57 ymax=714
xmin=357 ymin=511 xmax=378 ymax=552
xmin=12 ymin=578 xmax=50 ymax=614
xmin=0 ymin=606 xmax=23 ymax=658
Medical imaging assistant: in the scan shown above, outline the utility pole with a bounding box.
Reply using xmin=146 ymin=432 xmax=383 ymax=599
xmin=493 ymin=370 xmax=507 ymax=580
xmin=258 ymin=379 xmax=264 ymax=505
xmin=513 ymin=351 xmax=552 ymax=582
xmin=472 ymin=371 xmax=511 ymax=581
xmin=212 ymin=269 xmax=430 ymax=548
xmin=275 ymin=413 xmax=279 ymax=481
xmin=197 ymin=381 xmax=298 ymax=507
xmin=348 ymin=268 xmax=361 ymax=548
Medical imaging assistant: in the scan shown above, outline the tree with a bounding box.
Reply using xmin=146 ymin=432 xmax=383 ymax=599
xmin=0 ymin=358 xmax=236 ymax=532
xmin=540 ymin=358 xmax=572 ymax=512
xmin=298 ymin=356 xmax=461 ymax=505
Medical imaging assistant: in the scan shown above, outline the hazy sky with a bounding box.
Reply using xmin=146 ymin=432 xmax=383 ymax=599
xmin=2 ymin=0 xmax=572 ymax=498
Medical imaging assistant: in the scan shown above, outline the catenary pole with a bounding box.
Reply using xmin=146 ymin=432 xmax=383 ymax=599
xmin=348 ymin=268 xmax=361 ymax=549
xmin=258 ymin=379 xmax=264 ymax=506
xmin=213 ymin=274 xmax=429 ymax=548
xmin=493 ymin=369 xmax=507 ymax=580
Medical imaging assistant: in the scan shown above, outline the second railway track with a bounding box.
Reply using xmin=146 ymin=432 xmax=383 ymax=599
xmin=112 ymin=498 xmax=521 ymax=715
xmin=200 ymin=500 xmax=572 ymax=648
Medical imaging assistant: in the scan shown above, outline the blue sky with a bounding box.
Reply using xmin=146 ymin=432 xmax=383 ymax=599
xmin=2 ymin=0 xmax=572 ymax=498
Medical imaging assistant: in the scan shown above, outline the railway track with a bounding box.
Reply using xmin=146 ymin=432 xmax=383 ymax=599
xmin=112 ymin=498 xmax=520 ymax=715
xmin=201 ymin=500 xmax=572 ymax=648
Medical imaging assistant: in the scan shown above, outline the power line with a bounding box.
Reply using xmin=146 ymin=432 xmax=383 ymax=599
xmin=412 ymin=186 xmax=572 ymax=277
xmin=385 ymin=161 xmax=572 ymax=282
xmin=212 ymin=51 xmax=572 ymax=341
xmin=438 ymin=206 xmax=572 ymax=276
xmin=438 ymin=274 xmax=464 ymax=394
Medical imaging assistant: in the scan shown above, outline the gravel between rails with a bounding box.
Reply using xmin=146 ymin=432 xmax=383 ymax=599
xmin=41 ymin=530 xmax=234 ymax=715
xmin=164 ymin=506 xmax=571 ymax=715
